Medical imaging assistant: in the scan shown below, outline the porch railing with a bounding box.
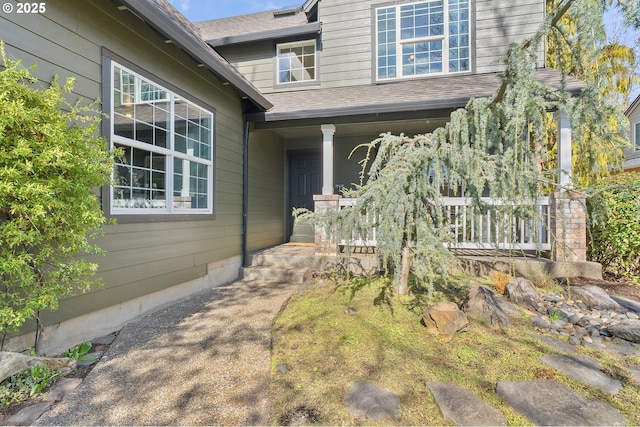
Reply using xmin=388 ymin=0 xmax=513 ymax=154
xmin=338 ymin=196 xmax=551 ymax=251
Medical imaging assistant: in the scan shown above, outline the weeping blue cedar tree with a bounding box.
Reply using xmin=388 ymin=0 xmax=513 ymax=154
xmin=298 ymin=0 xmax=636 ymax=295
xmin=0 ymin=42 xmax=116 ymax=345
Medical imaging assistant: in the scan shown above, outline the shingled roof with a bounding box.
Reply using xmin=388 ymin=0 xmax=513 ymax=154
xmin=196 ymin=7 xmax=309 ymax=40
xmin=246 ymin=68 xmax=585 ymax=122
xmin=118 ymin=0 xmax=272 ymax=110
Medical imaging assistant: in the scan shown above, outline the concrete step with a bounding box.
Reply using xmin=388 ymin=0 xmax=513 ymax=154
xmin=248 ymin=253 xmax=323 ymax=270
xmin=242 ymin=266 xmax=306 ymax=284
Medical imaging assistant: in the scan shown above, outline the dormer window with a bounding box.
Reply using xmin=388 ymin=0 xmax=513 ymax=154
xmin=376 ymin=0 xmax=470 ymax=80
xmin=277 ymin=40 xmax=317 ymax=84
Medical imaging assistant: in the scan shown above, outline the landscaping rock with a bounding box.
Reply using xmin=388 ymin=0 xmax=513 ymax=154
xmin=464 ymin=287 xmax=510 ymax=328
xmin=422 ymin=301 xmax=469 ymax=340
xmin=530 ymin=334 xmax=576 ymax=353
xmin=539 ymin=354 xmax=622 ymax=394
xmin=570 ymin=286 xmax=621 ymax=310
xmin=0 ymin=352 xmax=76 ymax=383
xmin=606 ymin=320 xmax=640 ymax=343
xmin=496 ymin=379 xmax=628 ymax=426
xmin=426 ymin=382 xmax=506 ymax=426
xmin=344 ymin=382 xmax=400 ymax=420
xmin=6 ymin=402 xmax=52 ymax=426
xmin=610 ymin=295 xmax=640 ymax=314
xmin=626 ymin=365 xmax=640 ymax=385
xmin=505 ymin=278 xmax=541 ymax=312
xmin=42 ymin=378 xmax=82 ymax=402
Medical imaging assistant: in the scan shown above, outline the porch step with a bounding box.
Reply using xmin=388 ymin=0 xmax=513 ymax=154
xmin=242 ymin=245 xmax=322 ymax=284
xmin=242 ymin=266 xmax=306 ymax=284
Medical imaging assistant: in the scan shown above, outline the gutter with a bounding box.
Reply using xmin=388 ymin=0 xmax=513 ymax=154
xmin=242 ymin=118 xmax=250 ymax=267
xmin=118 ymin=0 xmax=273 ymax=111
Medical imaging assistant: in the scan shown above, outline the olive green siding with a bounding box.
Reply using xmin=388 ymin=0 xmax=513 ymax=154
xmin=1 ymin=0 xmax=274 ymax=328
xmin=215 ymin=0 xmax=545 ymax=91
xmin=217 ymin=41 xmax=276 ymax=93
xmin=247 ymin=129 xmax=287 ymax=252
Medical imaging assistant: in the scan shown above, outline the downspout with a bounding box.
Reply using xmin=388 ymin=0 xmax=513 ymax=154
xmin=242 ymin=117 xmax=250 ymax=267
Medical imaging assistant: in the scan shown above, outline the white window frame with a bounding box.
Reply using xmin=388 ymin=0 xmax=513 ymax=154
xmin=375 ymin=0 xmax=470 ymax=81
xmin=110 ymin=62 xmax=214 ymax=215
xmin=276 ymin=39 xmax=317 ymax=84
xmin=635 ymin=122 xmax=640 ymax=151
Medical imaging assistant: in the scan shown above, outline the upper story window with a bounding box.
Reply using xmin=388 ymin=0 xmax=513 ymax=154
xmin=376 ymin=0 xmax=470 ymax=80
xmin=635 ymin=122 xmax=640 ymax=151
xmin=277 ymin=40 xmax=317 ymax=84
xmin=111 ymin=63 xmax=214 ymax=214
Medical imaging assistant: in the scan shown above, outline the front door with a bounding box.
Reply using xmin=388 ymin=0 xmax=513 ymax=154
xmin=288 ymin=150 xmax=321 ymax=237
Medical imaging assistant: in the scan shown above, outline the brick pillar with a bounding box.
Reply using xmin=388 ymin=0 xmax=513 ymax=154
xmin=550 ymin=191 xmax=587 ymax=262
xmin=313 ymin=194 xmax=340 ymax=256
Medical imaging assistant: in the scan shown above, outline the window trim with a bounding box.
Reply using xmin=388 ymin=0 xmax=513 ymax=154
xmin=374 ymin=0 xmax=471 ymax=82
xmin=101 ymin=50 xmax=216 ymax=223
xmin=635 ymin=122 xmax=640 ymax=151
xmin=275 ymin=39 xmax=318 ymax=86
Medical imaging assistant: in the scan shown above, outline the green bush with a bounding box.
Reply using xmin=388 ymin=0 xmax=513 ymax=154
xmin=0 ymin=364 xmax=60 ymax=409
xmin=587 ymin=171 xmax=640 ymax=283
xmin=0 ymin=42 xmax=116 ymax=339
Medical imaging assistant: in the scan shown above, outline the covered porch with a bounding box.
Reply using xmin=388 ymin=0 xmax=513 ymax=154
xmin=246 ymin=70 xmax=588 ymax=265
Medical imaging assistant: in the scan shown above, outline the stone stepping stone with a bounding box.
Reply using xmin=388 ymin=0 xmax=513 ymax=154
xmin=427 ymin=382 xmax=506 ymax=426
xmin=497 ymin=379 xmax=628 ymax=426
xmin=6 ymin=402 xmax=52 ymax=426
xmin=343 ymin=382 xmax=400 ymax=420
xmin=626 ymin=365 xmax=640 ymax=385
xmin=530 ymin=333 xmax=576 ymax=353
xmin=539 ymin=354 xmax=622 ymax=394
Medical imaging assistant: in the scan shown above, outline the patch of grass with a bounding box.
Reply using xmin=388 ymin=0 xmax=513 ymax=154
xmin=271 ymin=276 xmax=640 ymax=426
xmin=490 ymin=270 xmax=514 ymax=295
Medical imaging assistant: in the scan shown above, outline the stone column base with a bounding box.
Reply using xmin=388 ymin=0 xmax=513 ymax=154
xmin=313 ymin=194 xmax=340 ymax=256
xmin=550 ymin=191 xmax=587 ymax=262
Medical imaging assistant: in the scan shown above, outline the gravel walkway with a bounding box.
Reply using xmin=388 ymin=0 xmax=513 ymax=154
xmin=35 ymin=279 xmax=298 ymax=426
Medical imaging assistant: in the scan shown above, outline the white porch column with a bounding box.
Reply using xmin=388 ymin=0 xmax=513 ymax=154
xmin=321 ymin=124 xmax=336 ymax=195
xmin=554 ymin=110 xmax=572 ymax=188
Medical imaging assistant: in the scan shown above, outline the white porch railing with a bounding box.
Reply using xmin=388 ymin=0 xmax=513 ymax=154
xmin=338 ymin=196 xmax=551 ymax=251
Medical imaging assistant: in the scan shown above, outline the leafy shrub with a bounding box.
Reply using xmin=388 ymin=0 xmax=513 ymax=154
xmin=0 ymin=364 xmax=60 ymax=409
xmin=0 ymin=42 xmax=116 ymax=338
xmin=587 ymin=172 xmax=640 ymax=282
xmin=490 ymin=270 xmax=513 ymax=294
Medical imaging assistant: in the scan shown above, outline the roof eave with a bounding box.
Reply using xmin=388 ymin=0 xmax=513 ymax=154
xmin=207 ymin=22 xmax=321 ymax=47
xmin=118 ymin=0 xmax=273 ymax=111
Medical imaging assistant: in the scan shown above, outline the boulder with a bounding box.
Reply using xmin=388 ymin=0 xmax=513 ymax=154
xmin=606 ymin=320 xmax=640 ymax=343
xmin=505 ymin=278 xmax=541 ymax=312
xmin=464 ymin=287 xmax=510 ymax=328
xmin=570 ymin=286 xmax=621 ymax=310
xmin=0 ymin=351 xmax=76 ymax=383
xmin=422 ymin=301 xmax=469 ymax=340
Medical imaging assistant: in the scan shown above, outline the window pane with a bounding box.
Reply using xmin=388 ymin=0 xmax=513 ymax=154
xmin=635 ymin=123 xmax=640 ymax=150
xmin=111 ymin=63 xmax=214 ymax=214
xmin=173 ymin=158 xmax=208 ymax=209
xmin=377 ymin=0 xmax=469 ymax=79
xmin=113 ymin=143 xmax=166 ymax=209
xmin=277 ymin=40 xmax=316 ymax=84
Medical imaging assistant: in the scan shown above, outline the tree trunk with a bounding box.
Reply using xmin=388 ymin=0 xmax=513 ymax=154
xmin=398 ymin=239 xmax=411 ymax=295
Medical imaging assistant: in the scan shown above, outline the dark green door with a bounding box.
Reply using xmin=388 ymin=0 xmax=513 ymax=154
xmin=288 ymin=150 xmax=321 ymax=239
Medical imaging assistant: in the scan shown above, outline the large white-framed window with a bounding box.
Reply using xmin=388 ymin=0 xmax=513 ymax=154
xmin=277 ymin=39 xmax=317 ymax=84
xmin=376 ymin=0 xmax=470 ymax=80
xmin=110 ymin=62 xmax=214 ymax=215
xmin=635 ymin=122 xmax=640 ymax=151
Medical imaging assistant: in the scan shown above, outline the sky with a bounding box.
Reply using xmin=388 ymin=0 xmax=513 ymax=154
xmin=168 ymin=0 xmax=299 ymax=22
